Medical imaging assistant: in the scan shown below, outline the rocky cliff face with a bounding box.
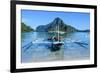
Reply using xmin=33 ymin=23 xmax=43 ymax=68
xmin=36 ymin=17 xmax=77 ymax=33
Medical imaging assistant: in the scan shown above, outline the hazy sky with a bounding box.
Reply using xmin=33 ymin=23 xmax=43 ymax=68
xmin=21 ymin=10 xmax=90 ymax=30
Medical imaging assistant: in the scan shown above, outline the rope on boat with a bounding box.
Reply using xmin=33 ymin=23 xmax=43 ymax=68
xmin=22 ymin=42 xmax=33 ymax=52
xmin=73 ymin=42 xmax=88 ymax=49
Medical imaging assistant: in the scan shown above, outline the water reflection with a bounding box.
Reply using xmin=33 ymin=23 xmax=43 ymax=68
xmin=21 ymin=32 xmax=90 ymax=63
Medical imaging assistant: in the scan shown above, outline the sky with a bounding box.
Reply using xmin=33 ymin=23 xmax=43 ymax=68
xmin=21 ymin=10 xmax=90 ymax=30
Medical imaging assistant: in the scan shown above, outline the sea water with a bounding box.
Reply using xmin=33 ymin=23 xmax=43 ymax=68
xmin=21 ymin=32 xmax=90 ymax=63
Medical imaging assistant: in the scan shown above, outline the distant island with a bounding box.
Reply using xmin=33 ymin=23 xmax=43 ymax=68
xmin=21 ymin=17 xmax=90 ymax=33
xmin=21 ymin=22 xmax=34 ymax=32
xmin=36 ymin=17 xmax=90 ymax=33
xmin=77 ymin=29 xmax=90 ymax=32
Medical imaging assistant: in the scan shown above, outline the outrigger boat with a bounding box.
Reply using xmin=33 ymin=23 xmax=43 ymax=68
xmin=23 ymin=36 xmax=88 ymax=52
xmin=47 ymin=35 xmax=64 ymax=52
xmin=48 ymin=25 xmax=64 ymax=51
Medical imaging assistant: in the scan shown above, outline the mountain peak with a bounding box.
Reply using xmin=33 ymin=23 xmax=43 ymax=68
xmin=53 ymin=17 xmax=63 ymax=25
xmin=54 ymin=17 xmax=62 ymax=20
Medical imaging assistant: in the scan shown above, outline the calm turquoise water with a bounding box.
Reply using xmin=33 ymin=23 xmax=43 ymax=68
xmin=21 ymin=32 xmax=90 ymax=63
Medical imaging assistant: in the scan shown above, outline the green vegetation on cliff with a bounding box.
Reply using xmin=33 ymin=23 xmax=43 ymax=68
xmin=36 ymin=17 xmax=77 ymax=33
xmin=21 ymin=22 xmax=34 ymax=32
